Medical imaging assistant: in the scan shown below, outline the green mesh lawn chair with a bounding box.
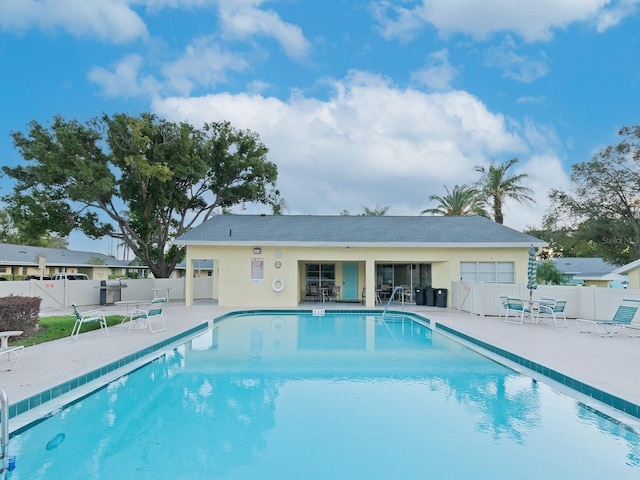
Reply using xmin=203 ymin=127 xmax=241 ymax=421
xmin=504 ymin=297 xmax=533 ymax=325
xmin=129 ymin=297 xmax=167 ymax=333
xmin=537 ymin=298 xmax=568 ymax=327
xmin=577 ymin=299 xmax=640 ymax=337
xmin=70 ymin=303 xmax=108 ymax=340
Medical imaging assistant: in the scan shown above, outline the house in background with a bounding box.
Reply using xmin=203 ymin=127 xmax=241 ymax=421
xmin=550 ymin=257 xmax=626 ymax=288
xmin=613 ymin=259 xmax=640 ymax=289
xmin=172 ymin=259 xmax=214 ymax=278
xmin=176 ymin=214 xmax=545 ymax=308
xmin=0 ymin=243 xmax=144 ymax=280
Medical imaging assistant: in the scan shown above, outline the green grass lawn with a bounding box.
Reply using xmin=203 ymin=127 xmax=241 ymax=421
xmin=13 ymin=314 xmax=126 ymax=347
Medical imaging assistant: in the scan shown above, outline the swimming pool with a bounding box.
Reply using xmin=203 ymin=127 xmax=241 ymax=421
xmin=7 ymin=311 xmax=640 ymax=479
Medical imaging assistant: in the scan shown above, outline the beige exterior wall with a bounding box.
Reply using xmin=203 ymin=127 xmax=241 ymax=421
xmin=583 ymin=279 xmax=610 ymax=288
xmin=626 ymin=269 xmax=640 ymax=290
xmin=183 ymin=244 xmax=532 ymax=308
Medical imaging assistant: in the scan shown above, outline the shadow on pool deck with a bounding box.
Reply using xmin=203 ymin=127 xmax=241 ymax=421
xmin=3 ymin=300 xmax=640 ymax=430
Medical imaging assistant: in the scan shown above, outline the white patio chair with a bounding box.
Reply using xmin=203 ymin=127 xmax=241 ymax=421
xmin=129 ymin=297 xmax=167 ymax=333
xmin=504 ymin=297 xmax=532 ymax=325
xmin=70 ymin=303 xmax=108 ymax=340
xmin=537 ymin=298 xmax=567 ymax=327
xmin=498 ymin=295 xmax=508 ymax=318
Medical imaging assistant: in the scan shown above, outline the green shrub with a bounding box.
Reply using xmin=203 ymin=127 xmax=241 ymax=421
xmin=0 ymin=295 xmax=42 ymax=336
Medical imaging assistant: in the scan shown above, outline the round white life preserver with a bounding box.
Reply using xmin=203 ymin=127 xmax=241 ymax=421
xmin=272 ymin=277 xmax=285 ymax=292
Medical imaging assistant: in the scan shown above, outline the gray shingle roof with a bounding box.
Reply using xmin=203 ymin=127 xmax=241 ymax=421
xmin=0 ymin=243 xmax=131 ymax=267
xmin=551 ymin=257 xmax=618 ymax=276
xmin=176 ymin=215 xmax=544 ymax=246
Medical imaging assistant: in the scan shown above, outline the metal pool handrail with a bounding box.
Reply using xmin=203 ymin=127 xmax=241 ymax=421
xmin=0 ymin=386 xmax=8 ymax=477
xmin=382 ymin=286 xmax=405 ymax=316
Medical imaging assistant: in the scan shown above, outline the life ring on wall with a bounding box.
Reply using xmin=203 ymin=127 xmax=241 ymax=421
xmin=272 ymin=277 xmax=285 ymax=293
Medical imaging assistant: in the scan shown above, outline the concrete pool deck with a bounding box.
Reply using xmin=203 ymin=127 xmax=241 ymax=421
xmin=3 ymin=300 xmax=640 ymax=430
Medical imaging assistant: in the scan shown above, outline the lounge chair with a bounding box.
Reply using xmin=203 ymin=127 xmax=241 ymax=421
xmin=129 ymin=297 xmax=167 ymax=333
xmin=504 ymin=297 xmax=533 ymax=324
xmin=70 ymin=303 xmax=108 ymax=340
xmin=537 ymin=298 xmax=568 ymax=327
xmin=498 ymin=295 xmax=508 ymax=319
xmin=0 ymin=330 xmax=24 ymax=370
xmin=576 ymin=299 xmax=640 ymax=337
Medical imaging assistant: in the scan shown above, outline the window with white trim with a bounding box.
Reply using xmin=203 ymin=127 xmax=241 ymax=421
xmin=460 ymin=262 xmax=514 ymax=283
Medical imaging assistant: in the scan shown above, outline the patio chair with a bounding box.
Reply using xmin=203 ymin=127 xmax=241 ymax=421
xmin=328 ymin=285 xmax=341 ymax=302
xmin=70 ymin=303 xmax=108 ymax=340
xmin=129 ymin=297 xmax=167 ymax=333
xmin=576 ymin=298 xmax=640 ymax=337
xmin=401 ymin=286 xmax=413 ymax=303
xmin=308 ymin=284 xmax=320 ymax=301
xmin=498 ymin=295 xmax=508 ymax=319
xmin=504 ymin=297 xmax=533 ymax=325
xmin=537 ymin=298 xmax=567 ymax=327
xmin=0 ymin=331 xmax=24 ymax=370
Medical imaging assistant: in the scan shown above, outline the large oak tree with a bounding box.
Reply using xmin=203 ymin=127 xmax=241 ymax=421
xmin=547 ymin=125 xmax=640 ymax=265
xmin=2 ymin=113 xmax=280 ymax=277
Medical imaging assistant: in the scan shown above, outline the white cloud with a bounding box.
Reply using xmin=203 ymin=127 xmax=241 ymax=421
xmin=0 ymin=0 xmax=148 ymax=43
xmin=161 ymin=37 xmax=250 ymax=95
xmin=502 ymin=153 xmax=572 ymax=230
xmin=217 ymin=0 xmax=311 ymax=60
xmin=484 ymin=37 xmax=550 ymax=82
xmin=596 ymin=0 xmax=640 ymax=31
xmin=374 ymin=0 xmax=616 ymax=43
xmin=411 ymin=49 xmax=459 ymax=91
xmin=88 ymin=39 xmax=249 ymax=97
xmin=0 ymin=0 xmax=312 ymax=61
xmin=151 ymin=70 xmax=559 ymax=228
xmin=88 ymin=54 xmax=161 ymax=98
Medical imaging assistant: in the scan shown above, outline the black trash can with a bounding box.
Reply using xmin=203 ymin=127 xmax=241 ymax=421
xmin=425 ymin=287 xmax=436 ymax=306
xmin=435 ymin=288 xmax=448 ymax=308
xmin=414 ymin=287 xmax=426 ymax=305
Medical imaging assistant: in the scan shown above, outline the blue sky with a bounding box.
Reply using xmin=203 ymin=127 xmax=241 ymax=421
xmin=1 ymin=0 xmax=639 ymax=255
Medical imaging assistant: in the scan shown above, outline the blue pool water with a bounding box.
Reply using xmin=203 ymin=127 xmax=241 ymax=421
xmin=8 ymin=312 xmax=640 ymax=479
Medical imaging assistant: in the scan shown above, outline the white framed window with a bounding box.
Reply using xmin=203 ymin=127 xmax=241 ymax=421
xmin=460 ymin=262 xmax=514 ymax=283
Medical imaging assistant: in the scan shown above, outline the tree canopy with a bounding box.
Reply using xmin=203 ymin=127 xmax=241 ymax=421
xmin=0 ymin=210 xmax=69 ymax=249
xmin=421 ymin=184 xmax=487 ymax=217
xmin=2 ymin=113 xmax=280 ymax=277
xmin=546 ymin=125 xmax=640 ymax=265
xmin=474 ymin=157 xmax=535 ymax=224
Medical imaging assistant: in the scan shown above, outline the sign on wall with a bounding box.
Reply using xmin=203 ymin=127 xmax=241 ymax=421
xmin=251 ymin=258 xmax=264 ymax=284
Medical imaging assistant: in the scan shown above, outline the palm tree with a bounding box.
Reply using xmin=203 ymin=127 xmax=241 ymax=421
xmin=421 ymin=184 xmax=487 ymax=217
xmin=361 ymin=205 xmax=390 ymax=216
xmin=473 ymin=157 xmax=535 ymax=224
xmin=536 ymin=259 xmax=563 ymax=285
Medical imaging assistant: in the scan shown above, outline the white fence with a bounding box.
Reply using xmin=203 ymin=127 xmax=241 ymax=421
xmin=0 ymin=277 xmax=215 ymax=310
xmin=451 ymin=281 xmax=640 ymax=320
